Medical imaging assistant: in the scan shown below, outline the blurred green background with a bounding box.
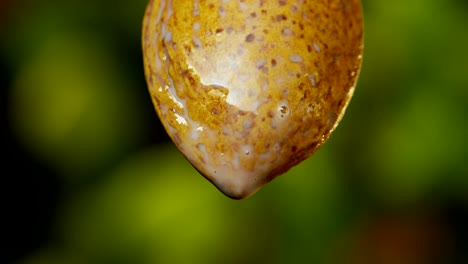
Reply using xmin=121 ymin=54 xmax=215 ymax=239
xmin=2 ymin=0 xmax=467 ymax=263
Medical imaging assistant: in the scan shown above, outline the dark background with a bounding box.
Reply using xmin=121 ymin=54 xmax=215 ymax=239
xmin=2 ymin=0 xmax=468 ymax=263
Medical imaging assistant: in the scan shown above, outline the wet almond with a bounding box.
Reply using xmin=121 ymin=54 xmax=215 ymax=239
xmin=142 ymin=0 xmax=363 ymax=199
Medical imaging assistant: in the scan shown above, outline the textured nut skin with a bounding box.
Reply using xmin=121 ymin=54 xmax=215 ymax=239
xmin=142 ymin=0 xmax=363 ymax=199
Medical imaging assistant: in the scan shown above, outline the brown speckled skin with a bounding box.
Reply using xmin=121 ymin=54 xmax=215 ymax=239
xmin=142 ymin=0 xmax=363 ymax=199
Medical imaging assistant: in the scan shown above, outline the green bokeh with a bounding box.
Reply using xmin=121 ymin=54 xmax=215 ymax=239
xmin=10 ymin=31 xmax=144 ymax=178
